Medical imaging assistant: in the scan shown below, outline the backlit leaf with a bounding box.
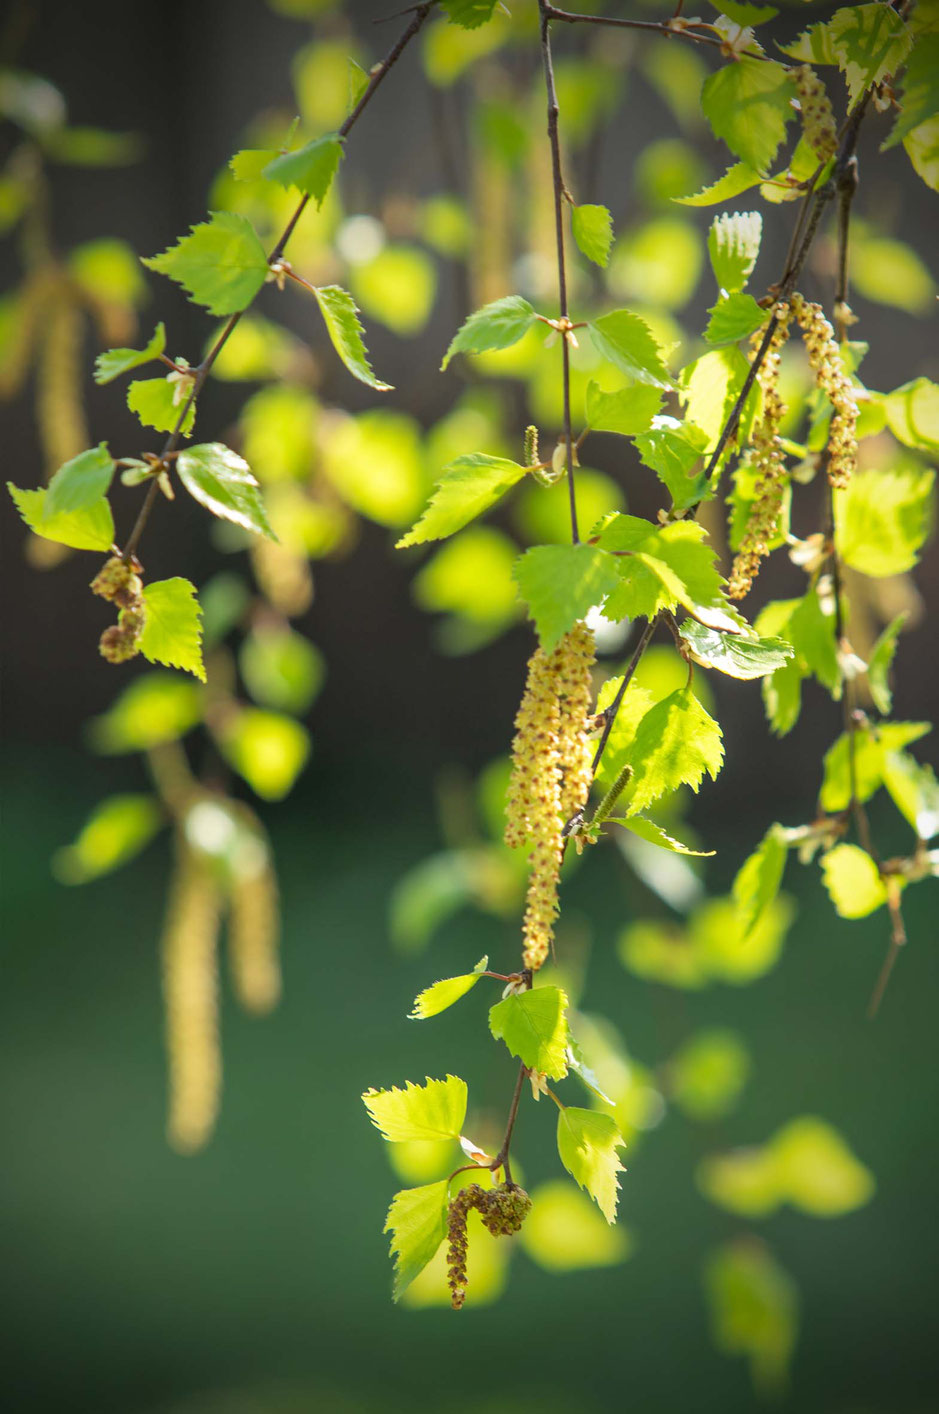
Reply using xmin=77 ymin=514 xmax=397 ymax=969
xmin=705 ymin=292 xmax=766 ymax=345
xmin=701 ymin=58 xmax=794 ymax=173
xmin=882 ymin=751 xmax=939 ymax=841
xmin=680 ymin=621 xmax=793 ymax=679
xmin=704 ymin=1239 xmax=797 ymax=1394
xmin=396 ymin=454 xmax=527 ymax=548
xmin=441 ymin=295 xmax=537 ymax=370
xmin=820 ymin=843 xmax=888 ymax=917
xmin=44 ymin=442 xmax=115 ymax=517
xmin=819 ymin=720 xmax=930 ymax=811
xmin=263 ymin=132 xmax=344 ymax=205
xmin=708 ymin=210 xmax=762 ymax=292
xmin=127 ymin=376 xmax=196 ymax=436
xmin=634 ymin=416 xmax=711 ymax=511
xmin=588 ymin=308 xmax=672 ymax=388
xmin=834 ymin=468 xmax=935 ymax=577
xmin=866 ymin=612 xmax=906 ymax=715
xmin=520 ymin=1180 xmax=631 ymax=1271
xmin=143 ymin=211 xmax=269 ymax=316
xmin=585 ymin=380 xmax=663 ymax=436
xmin=52 ymin=794 xmax=163 ymax=885
xmin=363 ymin=1074 xmax=468 ymax=1142
xmin=384 ymin=1181 xmax=449 ymax=1301
xmin=556 ymin=1106 xmax=626 ymax=1222
xmin=514 ymin=544 xmax=622 ymax=651
xmin=313 ymin=284 xmax=393 ymax=390
xmin=732 ymin=825 xmax=788 ymax=937
xmin=94 ymin=323 xmax=166 ymax=384
xmin=488 ymin=986 xmax=570 ymax=1079
xmin=7 ymin=482 xmax=114 ymax=551
xmin=176 ymin=442 xmax=276 ymax=540
xmin=623 ymin=686 xmax=724 ymax=814
xmin=139 ymin=577 xmax=206 ymax=681
xmin=674 ymin=161 xmax=761 ymax=206
xmin=607 ymin=814 xmax=715 ymax=857
xmin=220 ymin=707 xmax=310 ymax=799
xmin=410 ymin=957 xmax=489 ymax=1019
xmin=571 ymin=203 xmax=613 ymax=267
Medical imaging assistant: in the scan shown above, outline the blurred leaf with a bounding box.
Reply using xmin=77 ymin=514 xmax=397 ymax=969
xmin=514 ymin=544 xmax=622 ymax=651
xmin=835 ymin=468 xmax=935 ymax=577
xmin=239 ymin=627 xmax=325 ymax=713
xmin=94 ymin=323 xmax=166 ymax=384
xmin=7 ymin=482 xmax=114 ymax=551
xmin=636 ymin=138 xmax=708 ymax=207
xmin=589 ymin=309 xmax=672 ymax=388
xmin=883 ymin=32 xmax=939 ymax=147
xmin=866 ymin=612 xmax=906 ymax=715
xmin=770 ymin=1116 xmax=875 ymax=1216
xmin=521 ymin=1180 xmax=632 ymax=1271
xmin=675 ymin=161 xmax=761 ymax=206
xmin=442 ymin=296 xmax=538 ymax=371
xmin=209 ymin=315 xmax=300 ymax=382
xmin=177 ymin=443 xmax=276 ymax=540
xmin=264 ymin=133 xmax=344 ymax=205
xmin=140 ymin=578 xmax=206 ymax=682
xmin=882 ymin=751 xmax=939 ymax=841
xmin=199 ymin=572 xmax=251 ymax=647
xmin=410 ymin=957 xmax=489 ymax=1020
xmin=732 ymin=825 xmax=788 ymax=938
xmin=313 ymin=284 xmax=393 ymax=390
xmin=127 ymin=376 xmax=195 ymax=436
xmin=698 ymin=1145 xmax=780 ymax=1218
xmin=489 ymin=987 xmax=570 ymax=1080
xmin=556 ymin=1107 xmax=625 ymax=1222
xmin=618 ymin=918 xmax=707 ymax=990
xmin=903 ymin=113 xmax=939 ymax=191
xmin=693 ymin=893 xmax=793 ymax=985
xmin=68 ymin=238 xmax=146 ymax=307
xmin=881 ymin=377 xmax=939 ymax=454
xmin=324 ymin=410 xmax=425 ymax=527
xmin=852 ymin=233 xmax=935 ymax=314
xmin=423 ymin=11 xmax=506 ymax=85
xmin=44 ymin=443 xmax=115 ymax=518
xmin=398 ymin=454 xmax=527 ymax=548
xmin=819 ymin=720 xmax=930 ymax=811
xmin=441 ymin=0 xmax=498 ymax=27
xmin=571 ymin=204 xmax=613 ymax=268
xmin=53 ymin=794 xmax=163 ymax=885
xmin=241 ymin=385 xmax=318 ymax=482
xmin=609 ymin=218 xmax=702 ymax=310
xmin=670 ymin=1030 xmax=750 ymax=1121
xmin=390 ymin=847 xmax=516 ymax=954
xmin=515 ymin=467 xmax=624 ymax=545
xmin=42 ymin=125 xmax=140 ymax=166
xmin=143 ymin=211 xmax=269 ymax=316
xmin=351 ymin=245 xmax=437 ymax=336
xmin=704 ymin=1240 xmax=797 ymax=1394
xmin=820 ymin=843 xmax=888 ymax=918
xmin=364 ymin=1075 xmax=468 ymax=1143
xmin=88 ymin=672 xmax=202 ymax=752
xmin=220 ymin=707 xmax=310 ymax=799
xmin=384 ymin=1181 xmax=449 ymax=1301
xmin=293 ymin=38 xmax=365 ymax=129
xmin=701 ymin=58 xmax=794 ymax=173
xmin=386 ymin=1138 xmax=456 ymax=1186
xmin=413 ymin=526 xmax=520 ymax=647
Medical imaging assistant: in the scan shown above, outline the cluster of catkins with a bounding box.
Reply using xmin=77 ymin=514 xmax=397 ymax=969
xmin=446 ymin=1182 xmax=531 ymax=1309
xmin=729 ymin=305 xmax=793 ymax=600
xmin=505 ymin=622 xmax=595 ymax=971
xmin=91 ymin=554 xmax=146 ymax=663
xmin=792 ymin=64 xmax=838 ymax=161
xmin=790 ymin=292 xmax=859 ymax=489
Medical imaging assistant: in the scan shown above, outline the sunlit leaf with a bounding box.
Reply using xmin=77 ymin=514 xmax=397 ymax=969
xmin=834 ymin=468 xmax=935 ymax=577
xmin=384 ymin=1180 xmax=449 ymax=1301
xmin=139 ymin=578 xmax=206 ymax=681
xmin=670 ymin=1029 xmax=750 ymax=1122
xmin=127 ymin=376 xmax=196 ymax=436
xmin=313 ymin=284 xmax=393 ymax=390
xmin=176 ymin=443 xmax=276 ymax=540
xmin=571 ymin=203 xmax=613 ymax=267
xmin=701 ymin=58 xmax=794 ymax=173
xmin=681 ymin=621 xmax=792 ymax=680
xmin=588 ymin=308 xmax=672 ymax=388
xmin=363 ymin=1074 xmax=468 ymax=1143
xmin=514 ymin=544 xmax=622 ymax=651
xmin=556 ymin=1106 xmax=626 ymax=1222
xmin=263 ymin=132 xmax=344 ymax=205
xmin=620 ymin=687 xmax=724 ymax=815
xmin=94 ymin=323 xmax=166 ymax=384
xmin=143 ymin=211 xmax=269 ymax=316
xmin=219 ymin=707 xmax=310 ymax=799
xmin=585 ymin=381 xmax=663 ymax=436
xmin=708 ymin=210 xmax=762 ymax=292
xmin=488 ymin=986 xmax=570 ymax=1080
xmin=7 ymin=482 xmax=114 ymax=551
xmin=732 ymin=825 xmax=788 ymax=938
xmin=441 ymin=295 xmax=537 ymax=370
xmin=520 ymin=1180 xmax=632 ymax=1271
xmin=705 ymin=292 xmax=766 ymax=345
xmin=44 ymin=443 xmax=115 ymax=518
xmin=866 ymin=612 xmax=906 ymax=716
xmin=704 ymin=1239 xmax=797 ymax=1394
xmin=53 ymin=794 xmax=163 ymax=885
xmin=397 ymin=454 xmax=527 ymax=548
xmin=674 ymin=161 xmax=761 ymax=206
xmin=820 ymin=842 xmax=888 ymax=918
xmin=87 ymin=672 xmax=202 ymax=753
xmin=409 ymin=957 xmax=489 ymax=1019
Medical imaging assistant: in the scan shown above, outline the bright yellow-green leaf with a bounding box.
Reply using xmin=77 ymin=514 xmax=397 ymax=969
xmin=852 ymin=233 xmax=935 ymax=314
xmin=571 ymin=203 xmax=614 ymax=267
xmin=239 ymin=626 xmax=324 ymax=714
xmin=834 ymin=467 xmax=935 ymax=577
xmin=69 ymin=238 xmax=145 ymax=307
xmin=176 ymin=443 xmax=276 ymax=540
xmin=127 ymin=376 xmax=196 ymax=437
xmin=313 ymin=284 xmax=393 ymax=391
xmin=679 ymin=345 xmax=758 ymax=456
xmin=904 ymin=113 xmax=939 ymax=191
xmin=241 ymin=384 xmax=318 ymax=482
xmin=866 ymin=612 xmax=906 ymax=715
xmin=707 ymin=210 xmax=762 ymax=292
xmin=263 ymin=132 xmax=344 ymax=205
xmin=87 ymin=672 xmax=202 ymax=753
xmin=669 ymin=1029 xmax=750 ymax=1122
xmin=556 ymin=1106 xmax=626 ymax=1222
xmin=820 ymin=843 xmax=888 ymax=918
xmin=705 ymin=292 xmax=766 ymax=345
xmin=363 ymin=1074 xmax=468 ymax=1143
xmin=94 ymin=323 xmax=166 ymax=384
xmin=622 ymin=686 xmax=724 ymax=815
xmin=52 ymin=794 xmax=163 ymax=885
xmin=409 ymin=956 xmax=489 ymax=1019
xmin=489 ymin=986 xmax=570 ymax=1079
xmin=693 ymin=893 xmax=793 ymax=985
xmin=139 ymin=577 xmax=206 ymax=682
xmin=143 ymin=211 xmax=269 ymax=316
xmin=44 ymin=443 xmax=115 ymax=518
xmin=397 ymin=454 xmax=527 ymax=548
xmin=882 ymin=751 xmax=939 ymax=841
xmin=442 ymin=295 xmax=537 ymax=371
xmin=609 ymin=217 xmax=703 ymax=309
xmin=770 ymin=1116 xmax=875 ymax=1216
xmin=704 ymin=1239 xmax=797 ymax=1395
xmin=520 ymin=1181 xmax=632 ymax=1271
xmin=732 ymin=825 xmax=788 ymax=937
xmin=701 ymin=58 xmax=794 ymax=173
xmin=698 ymin=1145 xmax=781 ymax=1218
xmin=402 ymin=1185 xmax=508 ymax=1308
xmin=323 ymin=409 xmax=425 ymax=527
xmin=350 ymin=244 xmax=437 ymax=336
xmin=588 ymin=308 xmax=672 ymax=388
xmin=585 ymin=380 xmax=663 ymax=436
xmin=881 ymin=377 xmax=939 ymax=454
xmin=674 ymin=161 xmax=761 ymax=206
xmin=220 ymin=707 xmax=310 ymax=799
xmin=384 ymin=1180 xmax=449 ymax=1301
xmin=819 ymin=720 xmax=930 ymax=811
xmin=514 ymin=543 xmax=622 ymax=651
xmin=7 ymin=482 xmax=114 ymax=551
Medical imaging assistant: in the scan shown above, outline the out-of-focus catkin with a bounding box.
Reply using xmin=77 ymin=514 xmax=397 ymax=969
xmin=793 ymin=65 xmax=838 ymax=161
xmin=229 ymin=853 xmax=281 ymax=1014
xmin=162 ymin=842 xmax=223 ymax=1153
xmin=250 ymin=538 xmax=314 ymax=618
xmin=729 ymin=307 xmax=792 ymax=599
xmin=37 ymin=294 xmax=89 ymax=477
xmin=791 ymin=292 xmax=859 ymax=489
xmin=505 ymin=627 xmax=595 ymax=970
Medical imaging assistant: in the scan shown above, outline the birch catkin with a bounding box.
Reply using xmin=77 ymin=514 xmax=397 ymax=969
xmin=162 ymin=843 xmax=223 ymax=1153
xmin=790 ymin=292 xmax=859 ymax=489
xmin=229 ymin=853 xmax=281 ymax=1014
xmin=555 ymin=621 xmax=596 ymax=823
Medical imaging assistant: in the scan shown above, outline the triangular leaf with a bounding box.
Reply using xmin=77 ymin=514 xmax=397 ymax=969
xmin=588 ymin=308 xmax=672 ymax=388
xmin=94 ymin=323 xmax=166 ymax=384
xmin=571 ymin=203 xmax=614 ymax=267
xmin=410 ymin=957 xmax=489 ymax=1019
xmin=263 ymin=132 xmax=344 ymax=205
xmin=396 ymin=454 xmax=527 ymax=548
xmin=488 ymin=986 xmax=569 ymax=1079
xmin=176 ymin=442 xmax=276 ymax=540
xmin=139 ymin=577 xmax=206 ymax=681
xmin=127 ymin=377 xmax=196 ymax=436
xmin=708 ymin=211 xmax=762 ymax=292
xmin=143 ymin=211 xmax=269 ymax=316
xmin=7 ymin=482 xmax=114 ymax=551
xmin=441 ymin=295 xmax=537 ymax=371
xmin=384 ymin=1181 xmax=449 ymax=1301
xmin=585 ymin=381 xmax=663 ymax=436
xmin=732 ymin=825 xmax=788 ymax=937
xmin=363 ymin=1075 xmax=468 ymax=1142
xmin=514 ymin=544 xmax=622 ymax=651
xmin=556 ymin=1106 xmax=626 ymax=1222
xmin=701 ymin=57 xmax=794 ymax=173
xmin=313 ymin=284 xmax=392 ymax=390
xmin=44 ymin=442 xmax=115 ymax=518
xmin=705 ymin=292 xmax=767 ymax=345
xmin=623 ymin=686 xmax=724 ymax=814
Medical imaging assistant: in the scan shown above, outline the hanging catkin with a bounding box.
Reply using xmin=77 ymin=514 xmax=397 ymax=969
xmin=555 ymin=621 xmax=596 ymax=823
xmin=162 ymin=841 xmax=223 ymax=1153
xmin=793 ymin=65 xmax=838 ymax=162
xmin=790 ymin=292 xmax=859 ymax=489
xmin=36 ymin=293 xmax=89 ymax=478
xmin=729 ymin=306 xmax=793 ymax=600
xmin=229 ymin=851 xmax=281 ymax=1015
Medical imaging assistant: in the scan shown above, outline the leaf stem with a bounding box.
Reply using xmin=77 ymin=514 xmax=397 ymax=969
xmin=591 ymin=615 xmax=659 ymax=776
xmin=542 ymin=4 xmax=769 ymax=58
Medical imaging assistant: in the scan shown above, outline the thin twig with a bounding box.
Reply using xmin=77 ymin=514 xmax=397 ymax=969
xmin=121 ymin=2 xmax=433 ymax=562
xmin=868 ymin=890 xmax=907 ymax=1018
xmin=542 ymin=3 xmax=769 ymax=58
xmin=591 ymin=616 xmax=659 ymax=775
xmin=539 ymin=1 xmax=579 ymax=544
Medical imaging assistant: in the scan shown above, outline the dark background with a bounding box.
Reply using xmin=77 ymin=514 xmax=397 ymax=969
xmin=2 ymin=3 xmax=938 ymax=1412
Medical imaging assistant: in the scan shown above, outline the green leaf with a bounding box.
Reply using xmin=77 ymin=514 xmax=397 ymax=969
xmin=519 ymin=1180 xmax=631 ymax=1271
xmin=883 ymin=33 xmax=939 ymax=147
xmin=441 ymin=0 xmax=498 ymax=27
xmin=732 ymin=825 xmax=787 ymax=938
xmin=514 ymin=544 xmax=622 ymax=651
xmin=882 ymin=751 xmax=939 ymax=841
xmin=556 ymin=1107 xmax=626 ymax=1222
xmin=785 ymin=587 xmax=840 ymax=694
xmin=229 ymin=148 xmax=277 ymax=181
xmin=396 ymin=454 xmax=527 ymax=548
xmin=770 ymin=1115 xmax=875 ymax=1216
xmin=866 ymin=612 xmax=906 ymax=715
xmin=239 ymin=626 xmax=325 ymax=714
xmin=674 ymin=161 xmax=761 ymax=206
xmin=634 ymin=416 xmax=711 ymax=511
xmin=819 ymin=721 xmax=930 ymax=811
xmin=588 ymin=308 xmax=672 ymax=388
xmin=701 ymin=58 xmax=794 ymax=173
xmin=584 ymin=381 xmax=663 ymax=436
xmin=607 ymin=814 xmax=715 ymax=857
xmin=820 ymin=843 xmax=888 ymax=918
xmin=881 ymin=378 xmax=939 ymax=454
xmin=52 ymin=794 xmax=163 ymax=885
xmin=94 ymin=322 xmax=166 ymax=384
xmin=44 ymin=442 xmax=115 ymax=518
xmin=410 ymin=957 xmax=489 ymax=1019
xmin=127 ymin=377 xmax=196 ymax=436
xmin=704 ymin=1239 xmax=797 ymax=1394
xmin=384 ymin=1181 xmax=449 ymax=1301
xmin=708 ymin=210 xmax=762 ymax=292
xmin=263 ymin=132 xmax=344 ymax=205
xmin=705 ymin=292 xmax=767 ymax=345
xmin=679 ymin=346 xmax=759 ymax=457
xmin=139 ymin=577 xmax=206 ymax=681
xmin=7 ymin=482 xmax=114 ymax=551
xmin=596 ymin=515 xmax=737 ymax=631
xmin=904 ymin=113 xmax=939 ymax=192
xmin=680 ymin=621 xmax=793 ymax=680
xmin=784 ymin=4 xmax=912 ymax=106
xmin=834 ymin=468 xmax=935 ymax=577
xmin=571 ymin=203 xmax=614 ymax=267
xmin=622 ymin=686 xmax=724 ymax=815
xmin=176 ymin=442 xmax=276 ymax=540
xmin=220 ymin=708 xmax=310 ymax=800
xmin=142 ymin=211 xmax=269 ymax=316
xmin=88 ymin=672 xmax=202 ymax=753
xmin=363 ymin=1075 xmax=468 ymax=1142
xmin=441 ymin=295 xmax=537 ymax=370
xmin=312 ymin=284 xmax=392 ymax=390
xmin=711 ymin=0 xmax=777 ymax=25
xmin=670 ymin=1029 xmax=750 ymax=1122
xmin=488 ymin=986 xmax=569 ymax=1079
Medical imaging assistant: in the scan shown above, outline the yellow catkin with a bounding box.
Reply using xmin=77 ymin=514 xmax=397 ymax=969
xmin=790 ymin=292 xmax=859 ymax=490
xmin=36 ymin=293 xmax=89 ymax=478
xmin=555 ymin=621 xmax=596 ymax=823
xmin=162 ymin=844 xmax=223 ymax=1154
xmin=250 ymin=538 xmax=314 ymax=617
xmin=793 ymin=65 xmax=838 ymax=162
xmin=729 ymin=306 xmax=793 ymax=599
xmin=229 ymin=856 xmax=281 ymax=1014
